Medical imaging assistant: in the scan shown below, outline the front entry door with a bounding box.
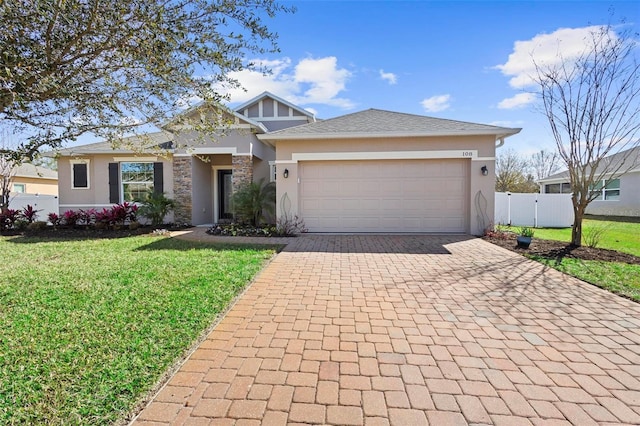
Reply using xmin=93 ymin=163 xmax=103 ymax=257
xmin=218 ymin=169 xmax=233 ymax=221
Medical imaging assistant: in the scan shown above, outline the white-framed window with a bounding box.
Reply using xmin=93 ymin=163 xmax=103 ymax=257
xmin=121 ymin=162 xmax=154 ymax=202
xmin=13 ymin=183 xmax=25 ymax=193
xmin=71 ymin=159 xmax=90 ymax=189
xmin=590 ymin=178 xmax=620 ymax=201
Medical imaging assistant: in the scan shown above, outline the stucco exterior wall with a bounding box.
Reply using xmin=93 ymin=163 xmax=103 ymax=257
xmin=586 ymin=172 xmax=640 ymax=217
xmin=191 ymin=157 xmax=213 ymax=224
xmin=12 ymin=177 xmax=58 ymax=196
xmin=274 ymin=135 xmax=497 ymax=235
xmin=173 ymin=130 xmax=274 ymax=160
xmin=275 ymin=135 xmax=497 ymax=160
xmin=253 ymin=158 xmax=271 ymax=184
xmin=58 ymin=154 xmax=174 ymax=212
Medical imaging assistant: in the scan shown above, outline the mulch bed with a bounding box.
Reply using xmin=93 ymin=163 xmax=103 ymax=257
xmin=484 ymin=234 xmax=640 ymax=265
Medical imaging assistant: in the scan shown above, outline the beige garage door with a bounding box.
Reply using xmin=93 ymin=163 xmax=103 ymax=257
xmin=299 ymin=159 xmax=469 ymax=233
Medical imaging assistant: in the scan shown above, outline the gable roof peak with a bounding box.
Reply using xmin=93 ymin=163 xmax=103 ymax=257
xmin=233 ymin=91 xmax=315 ymax=119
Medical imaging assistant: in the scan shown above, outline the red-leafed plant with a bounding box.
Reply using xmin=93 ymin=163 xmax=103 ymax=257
xmin=78 ymin=209 xmax=97 ymax=226
xmin=0 ymin=208 xmax=19 ymax=231
xmin=62 ymin=210 xmax=81 ymax=227
xmin=21 ymin=205 xmax=40 ymax=223
xmin=48 ymin=212 xmax=61 ymax=227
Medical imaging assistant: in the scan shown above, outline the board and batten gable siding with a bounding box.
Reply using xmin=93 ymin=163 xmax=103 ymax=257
xmin=57 ymin=154 xmax=174 ymax=212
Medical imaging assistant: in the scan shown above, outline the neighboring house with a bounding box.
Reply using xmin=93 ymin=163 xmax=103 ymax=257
xmin=11 ymin=163 xmax=58 ymax=196
xmin=55 ymin=91 xmax=520 ymax=234
xmin=538 ymin=146 xmax=640 ymax=217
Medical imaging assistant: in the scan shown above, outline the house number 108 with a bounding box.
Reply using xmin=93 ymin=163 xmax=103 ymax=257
xmin=462 ymin=151 xmax=474 ymax=157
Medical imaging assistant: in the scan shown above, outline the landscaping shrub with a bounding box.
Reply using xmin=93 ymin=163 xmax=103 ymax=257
xmin=583 ymin=224 xmax=608 ymax=248
xmin=207 ymin=223 xmax=279 ymax=237
xmin=276 ymin=214 xmax=307 ymax=235
xmin=47 ymin=212 xmax=61 ymax=227
xmin=0 ymin=208 xmax=19 ymax=231
xmin=62 ymin=210 xmax=81 ymax=227
xmin=232 ymin=179 xmax=275 ymax=226
xmin=137 ymin=190 xmax=175 ymax=227
xmin=77 ymin=208 xmax=97 ymax=226
xmin=27 ymin=221 xmax=47 ymax=231
xmin=21 ymin=204 xmax=40 ymax=223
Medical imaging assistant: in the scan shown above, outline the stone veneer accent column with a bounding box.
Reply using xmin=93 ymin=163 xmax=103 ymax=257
xmin=232 ymin=155 xmax=253 ymax=192
xmin=173 ymin=157 xmax=193 ymax=225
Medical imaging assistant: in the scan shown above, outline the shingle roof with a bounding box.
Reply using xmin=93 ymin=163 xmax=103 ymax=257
xmin=56 ymin=132 xmax=173 ymax=155
xmin=539 ymin=146 xmax=640 ymax=182
xmin=259 ymin=109 xmax=521 ymax=140
xmin=13 ymin=163 xmax=58 ymax=179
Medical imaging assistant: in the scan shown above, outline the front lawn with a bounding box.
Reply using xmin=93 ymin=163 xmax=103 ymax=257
xmin=529 ymin=255 xmax=640 ymax=302
xmin=0 ymin=235 xmax=279 ymax=425
xmin=489 ymin=216 xmax=640 ymax=302
xmin=532 ymin=216 xmax=640 ymax=257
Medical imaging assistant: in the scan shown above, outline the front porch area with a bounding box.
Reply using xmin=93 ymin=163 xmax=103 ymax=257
xmin=172 ymin=153 xmax=269 ymax=226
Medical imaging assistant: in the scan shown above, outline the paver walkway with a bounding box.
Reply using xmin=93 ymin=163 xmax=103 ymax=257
xmin=132 ymin=234 xmax=640 ymax=425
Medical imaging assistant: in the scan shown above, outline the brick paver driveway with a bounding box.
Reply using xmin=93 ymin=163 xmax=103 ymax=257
xmin=133 ymin=235 xmax=640 ymax=425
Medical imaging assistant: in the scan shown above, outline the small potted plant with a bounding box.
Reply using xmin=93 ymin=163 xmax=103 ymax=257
xmin=517 ymin=226 xmax=535 ymax=248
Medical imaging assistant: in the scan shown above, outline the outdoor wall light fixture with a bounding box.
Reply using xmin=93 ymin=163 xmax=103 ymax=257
xmin=481 ymin=165 xmax=488 ymax=176
xmin=283 ymin=168 xmax=289 ymax=178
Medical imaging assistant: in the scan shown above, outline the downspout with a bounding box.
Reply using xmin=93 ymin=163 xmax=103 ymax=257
xmin=496 ymin=137 xmax=505 ymax=148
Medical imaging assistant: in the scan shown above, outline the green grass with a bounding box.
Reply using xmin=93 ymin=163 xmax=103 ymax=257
xmin=529 ymin=255 xmax=640 ymax=302
xmin=498 ymin=216 xmax=640 ymax=302
xmin=531 ymin=216 xmax=640 ymax=257
xmin=0 ymin=235 xmax=279 ymax=425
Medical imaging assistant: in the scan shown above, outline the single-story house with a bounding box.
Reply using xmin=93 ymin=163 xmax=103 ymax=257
xmin=11 ymin=163 xmax=58 ymax=196
xmin=55 ymin=91 xmax=520 ymax=234
xmin=538 ymin=146 xmax=640 ymax=217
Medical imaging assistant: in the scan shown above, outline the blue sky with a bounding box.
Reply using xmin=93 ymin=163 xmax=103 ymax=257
xmin=220 ymin=0 xmax=639 ymax=157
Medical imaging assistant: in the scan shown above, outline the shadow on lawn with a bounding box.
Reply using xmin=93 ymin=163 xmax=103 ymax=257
xmin=2 ymin=230 xmax=285 ymax=252
xmin=1 ymin=228 xmax=155 ymax=243
xmin=134 ymin=236 xmax=285 ymax=252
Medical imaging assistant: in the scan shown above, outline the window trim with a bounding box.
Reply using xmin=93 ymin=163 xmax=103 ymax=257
xmin=70 ymin=159 xmax=90 ymax=189
xmin=591 ymin=178 xmax=620 ymax=201
xmin=544 ymin=182 xmax=571 ymax=194
xmin=269 ymin=161 xmax=277 ymax=183
xmin=13 ymin=183 xmax=26 ymax=193
xmin=120 ymin=161 xmax=155 ymax=202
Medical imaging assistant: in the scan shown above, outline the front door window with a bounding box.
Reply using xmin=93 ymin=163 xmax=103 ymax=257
xmin=218 ymin=170 xmax=233 ymax=220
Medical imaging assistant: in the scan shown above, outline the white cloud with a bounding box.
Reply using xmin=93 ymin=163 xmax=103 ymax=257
xmin=222 ymin=56 xmax=354 ymax=109
xmin=221 ymin=58 xmax=299 ymax=103
xmin=497 ymin=93 xmax=536 ymax=109
xmin=379 ymin=69 xmax=397 ymax=85
xmin=421 ymin=94 xmax=451 ymax=113
xmin=304 ymin=107 xmax=318 ymax=117
xmin=489 ymin=120 xmax=525 ymax=129
xmin=496 ymin=25 xmax=616 ymax=89
xmin=294 ymin=57 xmax=353 ymax=108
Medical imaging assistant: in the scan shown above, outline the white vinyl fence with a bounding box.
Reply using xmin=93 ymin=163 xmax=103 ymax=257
xmin=495 ymin=192 xmax=573 ymax=228
xmin=8 ymin=193 xmax=59 ymax=219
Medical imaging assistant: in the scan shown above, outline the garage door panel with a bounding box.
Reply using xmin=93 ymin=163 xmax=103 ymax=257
xmin=300 ymin=159 xmax=468 ymax=233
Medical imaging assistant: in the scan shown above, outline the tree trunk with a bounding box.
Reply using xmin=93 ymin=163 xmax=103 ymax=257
xmin=571 ymin=203 xmax=586 ymax=247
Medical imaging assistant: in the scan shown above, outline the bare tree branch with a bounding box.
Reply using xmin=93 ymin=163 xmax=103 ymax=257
xmin=532 ymin=24 xmax=640 ymax=246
